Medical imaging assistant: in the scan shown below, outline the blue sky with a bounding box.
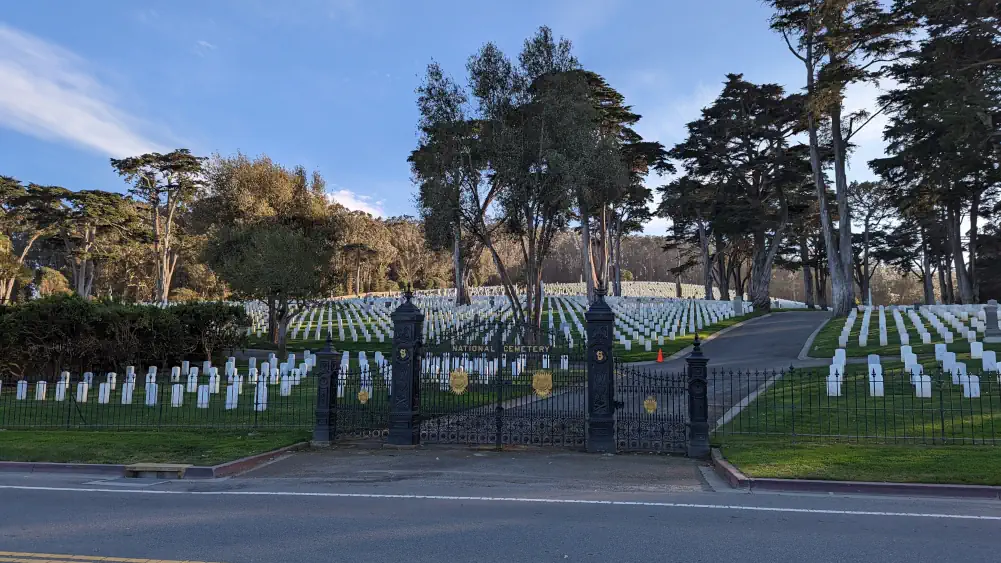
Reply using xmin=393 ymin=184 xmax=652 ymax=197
xmin=0 ymin=0 xmax=888 ymax=234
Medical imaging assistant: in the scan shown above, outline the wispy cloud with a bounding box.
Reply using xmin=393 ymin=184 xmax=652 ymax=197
xmin=193 ymin=39 xmax=217 ymax=57
xmin=0 ymin=22 xmax=165 ymax=158
xmin=328 ymin=187 xmax=385 ymax=217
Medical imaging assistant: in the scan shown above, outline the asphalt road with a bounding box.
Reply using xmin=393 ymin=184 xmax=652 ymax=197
xmin=653 ymin=311 xmax=831 ymax=373
xmin=0 ymin=460 xmax=998 ymax=563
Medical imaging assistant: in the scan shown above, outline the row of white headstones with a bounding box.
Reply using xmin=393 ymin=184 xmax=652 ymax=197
xmin=243 ymin=293 xmax=749 ymax=358
xmin=837 ymin=304 xmax=1000 ymax=349
xmin=826 ymin=343 xmax=1000 ymax=399
xmin=5 ymin=352 xmax=320 ymax=410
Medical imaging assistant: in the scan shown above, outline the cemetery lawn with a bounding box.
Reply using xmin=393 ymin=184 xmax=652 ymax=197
xmin=808 ymin=316 xmax=1001 ymax=359
xmin=718 ymin=438 xmax=1001 ymax=486
xmin=0 ymin=429 xmax=308 ymax=465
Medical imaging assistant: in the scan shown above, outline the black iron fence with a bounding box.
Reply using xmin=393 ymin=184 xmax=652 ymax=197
xmin=710 ymin=367 xmax=1001 ymax=445
xmin=0 ymin=370 xmax=315 ymax=430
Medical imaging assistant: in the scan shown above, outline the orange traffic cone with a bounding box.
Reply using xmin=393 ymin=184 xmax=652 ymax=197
xmin=656 ymin=348 xmax=664 ymax=363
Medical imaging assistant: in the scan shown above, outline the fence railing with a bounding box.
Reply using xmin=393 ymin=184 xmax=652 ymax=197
xmin=0 ymin=370 xmax=316 ymax=430
xmin=710 ymin=367 xmax=1001 ymax=445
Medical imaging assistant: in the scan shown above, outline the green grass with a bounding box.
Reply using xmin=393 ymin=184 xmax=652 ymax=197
xmin=719 ymin=438 xmax=1001 ymax=485
xmin=0 ymin=429 xmax=308 ymax=465
xmin=614 ymin=310 xmax=770 ymax=363
xmin=809 ymin=314 xmax=1000 ymax=359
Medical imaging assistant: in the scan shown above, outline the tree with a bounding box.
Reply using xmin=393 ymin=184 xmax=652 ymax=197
xmin=872 ymin=1 xmax=1001 ymax=303
xmin=110 ymin=149 xmax=206 ymax=303
xmin=51 ymin=189 xmax=140 ymax=299
xmin=848 ymin=180 xmax=895 ymax=304
xmin=413 ymin=26 xmax=615 ymax=327
xmin=197 ymin=153 xmax=335 ymax=349
xmin=0 ymin=178 xmax=66 ymax=303
xmin=666 ymin=74 xmax=811 ymax=310
xmin=769 ymin=0 xmax=911 ymax=316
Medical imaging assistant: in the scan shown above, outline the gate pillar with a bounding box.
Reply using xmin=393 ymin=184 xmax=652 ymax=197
xmin=585 ymin=285 xmax=616 ymax=453
xmin=312 ymin=333 xmax=338 ymax=446
xmin=389 ymin=285 xmax=424 ymax=446
xmin=686 ymin=334 xmax=710 ymax=458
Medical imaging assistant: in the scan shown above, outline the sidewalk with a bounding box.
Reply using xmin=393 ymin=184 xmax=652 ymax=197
xmin=240 ymin=446 xmax=711 ymax=494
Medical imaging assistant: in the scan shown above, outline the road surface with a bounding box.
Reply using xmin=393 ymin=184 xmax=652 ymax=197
xmin=0 ymin=448 xmax=998 ymax=563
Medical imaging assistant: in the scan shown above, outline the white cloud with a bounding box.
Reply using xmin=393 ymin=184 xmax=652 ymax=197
xmin=192 ymin=39 xmax=217 ymax=57
xmin=328 ymin=187 xmax=385 ymax=217
xmin=0 ymin=23 xmax=165 ymax=157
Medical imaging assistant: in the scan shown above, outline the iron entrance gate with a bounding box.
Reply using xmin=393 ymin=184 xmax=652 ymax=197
xmin=613 ymin=364 xmax=689 ymax=453
xmin=419 ymin=320 xmax=586 ymax=448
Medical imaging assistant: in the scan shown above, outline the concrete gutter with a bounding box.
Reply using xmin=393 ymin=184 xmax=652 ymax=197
xmin=711 ymin=447 xmax=1001 ymax=500
xmin=0 ymin=441 xmax=308 ymax=479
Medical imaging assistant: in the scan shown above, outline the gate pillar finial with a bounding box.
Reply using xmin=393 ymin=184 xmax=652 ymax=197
xmin=585 ymin=284 xmax=615 ymax=453
xmin=389 ymin=288 xmax=424 ymax=445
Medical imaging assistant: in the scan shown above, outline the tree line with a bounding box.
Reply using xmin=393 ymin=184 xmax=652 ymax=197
xmin=412 ymin=2 xmax=1001 ymax=320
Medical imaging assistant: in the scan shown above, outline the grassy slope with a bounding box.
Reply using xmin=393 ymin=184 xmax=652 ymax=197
xmin=720 ymin=438 xmax=1001 ymax=486
xmin=0 ymin=430 xmax=308 ymax=465
xmin=810 ymin=314 xmax=1001 ymax=358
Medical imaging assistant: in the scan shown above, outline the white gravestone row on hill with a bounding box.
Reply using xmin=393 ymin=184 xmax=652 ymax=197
xmin=7 ymin=351 xmax=322 ymax=410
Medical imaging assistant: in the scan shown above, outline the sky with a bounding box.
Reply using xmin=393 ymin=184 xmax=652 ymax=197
xmin=0 ymin=0 xmax=892 ymax=235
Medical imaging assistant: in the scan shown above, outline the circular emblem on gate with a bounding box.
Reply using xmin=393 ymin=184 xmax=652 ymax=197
xmin=398 ymin=348 xmax=408 ymax=361
xmin=532 ymin=370 xmax=553 ymax=398
xmin=450 ymin=369 xmax=469 ymax=395
xmin=643 ymin=396 xmax=657 ymax=414
xmin=358 ymin=389 xmax=370 ymax=404
xmin=594 ymin=349 xmax=607 ymax=364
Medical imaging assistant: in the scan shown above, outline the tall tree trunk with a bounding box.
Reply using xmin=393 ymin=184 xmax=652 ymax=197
xmin=748 ymin=225 xmax=785 ymax=311
xmin=815 ymin=265 xmax=829 ymax=310
xmin=674 ymin=249 xmax=682 ymax=298
xmin=268 ymin=292 xmax=278 ymax=344
xmin=800 ymin=236 xmax=815 ymax=308
xmin=829 ymin=104 xmax=855 ymax=309
xmin=580 ymin=204 xmax=595 ymax=302
xmin=613 ymin=218 xmax=623 ymax=297
xmin=453 ymin=228 xmax=470 ymax=305
xmin=697 ymin=218 xmax=712 ymax=299
xmin=921 ymin=227 xmax=934 ymax=305
xmin=937 ymin=257 xmax=949 ymax=304
xmin=716 ymin=238 xmax=730 ymax=301
xmin=946 ymin=204 xmax=974 ymax=303
xmin=969 ymin=191 xmax=980 ymax=302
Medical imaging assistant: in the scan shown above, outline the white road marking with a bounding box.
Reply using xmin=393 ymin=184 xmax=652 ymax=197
xmin=0 ymin=484 xmax=998 ymax=521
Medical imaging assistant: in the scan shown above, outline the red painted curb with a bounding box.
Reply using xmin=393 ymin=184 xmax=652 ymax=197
xmin=710 ymin=448 xmax=748 ymax=488
xmin=198 ymin=441 xmax=309 ymax=478
xmin=711 ymin=447 xmax=1001 ymax=499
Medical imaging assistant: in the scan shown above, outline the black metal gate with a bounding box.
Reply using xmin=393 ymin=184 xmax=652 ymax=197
xmin=419 ymin=320 xmax=586 ymax=448
xmin=613 ymin=364 xmax=689 ymax=453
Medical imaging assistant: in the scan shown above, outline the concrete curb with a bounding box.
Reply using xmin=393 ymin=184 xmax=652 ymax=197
xmin=0 ymin=461 xmax=126 ymax=476
xmin=193 ymin=441 xmax=309 ymax=478
xmin=0 ymin=441 xmax=309 ymax=480
xmin=797 ymin=316 xmax=832 ymax=361
xmin=629 ymin=313 xmax=775 ymax=367
xmin=710 ymin=447 xmax=1001 ymax=499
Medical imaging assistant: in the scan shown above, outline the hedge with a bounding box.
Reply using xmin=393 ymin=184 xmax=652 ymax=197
xmin=0 ymin=295 xmax=248 ymax=379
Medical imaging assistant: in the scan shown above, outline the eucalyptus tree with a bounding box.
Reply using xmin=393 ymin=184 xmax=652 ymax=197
xmin=769 ymin=0 xmax=911 ymax=315
xmin=872 ymin=1 xmax=1001 ymax=303
xmin=413 ymin=26 xmax=614 ymax=328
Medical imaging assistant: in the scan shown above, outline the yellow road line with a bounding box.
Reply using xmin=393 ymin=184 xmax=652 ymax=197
xmin=0 ymin=552 xmax=225 ymax=563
